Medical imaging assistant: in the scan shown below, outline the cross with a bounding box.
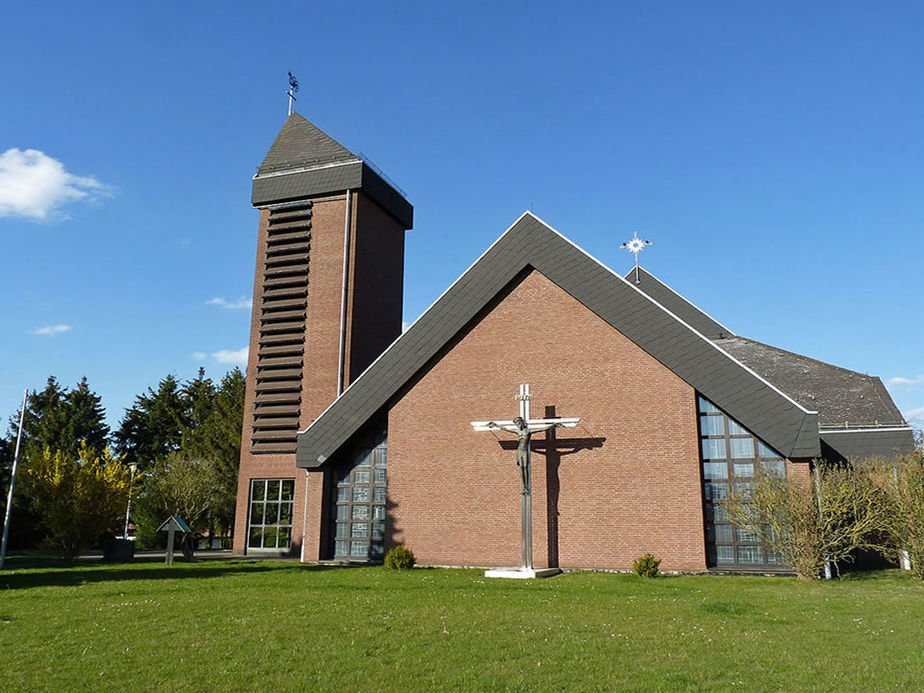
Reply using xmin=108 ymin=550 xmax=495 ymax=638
xmin=471 ymin=384 xmax=580 ymax=570
xmin=621 ymin=230 xmax=652 ymax=284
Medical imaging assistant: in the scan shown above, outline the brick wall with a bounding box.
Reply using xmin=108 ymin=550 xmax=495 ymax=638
xmin=345 ymin=192 xmax=405 ymax=383
xmin=387 ymin=269 xmax=707 ymax=571
xmin=234 ymin=193 xmax=406 ymax=555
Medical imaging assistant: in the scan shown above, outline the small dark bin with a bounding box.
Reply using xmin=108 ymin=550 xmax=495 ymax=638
xmin=104 ymin=538 xmax=136 ymax=562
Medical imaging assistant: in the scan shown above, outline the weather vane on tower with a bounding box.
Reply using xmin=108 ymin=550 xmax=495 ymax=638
xmin=621 ymin=230 xmax=652 ymax=285
xmin=286 ymin=72 xmax=299 ymax=115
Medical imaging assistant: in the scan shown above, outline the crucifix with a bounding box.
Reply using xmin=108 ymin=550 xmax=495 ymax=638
xmin=471 ymin=384 xmax=580 ymax=570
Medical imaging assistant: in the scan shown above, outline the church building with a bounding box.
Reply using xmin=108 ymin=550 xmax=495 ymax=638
xmin=234 ymin=113 xmax=915 ymax=573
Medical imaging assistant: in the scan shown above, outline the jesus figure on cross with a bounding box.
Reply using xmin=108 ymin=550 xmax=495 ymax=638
xmin=473 ymin=385 xmax=580 ymax=572
xmin=486 ymin=416 xmax=564 ymax=495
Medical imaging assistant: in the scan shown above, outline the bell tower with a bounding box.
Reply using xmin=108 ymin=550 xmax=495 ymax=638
xmin=233 ymin=113 xmax=412 ymax=556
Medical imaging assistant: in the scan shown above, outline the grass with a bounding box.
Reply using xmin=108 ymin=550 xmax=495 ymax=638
xmin=2 ymin=559 xmax=923 ymax=691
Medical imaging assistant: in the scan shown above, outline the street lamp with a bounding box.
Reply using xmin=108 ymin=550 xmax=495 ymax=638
xmin=123 ymin=463 xmax=138 ymax=540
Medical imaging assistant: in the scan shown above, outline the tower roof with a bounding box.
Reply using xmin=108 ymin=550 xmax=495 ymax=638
xmin=257 ymin=112 xmax=358 ymax=175
xmin=251 ymin=113 xmax=413 ymax=229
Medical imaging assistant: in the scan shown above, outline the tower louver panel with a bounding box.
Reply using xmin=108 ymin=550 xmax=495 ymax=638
xmin=251 ymin=202 xmax=312 ymax=453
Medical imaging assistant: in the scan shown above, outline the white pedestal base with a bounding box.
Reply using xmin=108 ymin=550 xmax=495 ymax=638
xmin=484 ymin=567 xmax=561 ymax=579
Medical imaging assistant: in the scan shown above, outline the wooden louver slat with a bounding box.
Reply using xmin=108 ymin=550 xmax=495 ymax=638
xmin=252 ymin=202 xmax=311 ymax=455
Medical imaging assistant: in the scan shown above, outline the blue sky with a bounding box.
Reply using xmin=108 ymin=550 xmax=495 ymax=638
xmin=1 ymin=2 xmax=922 ymax=432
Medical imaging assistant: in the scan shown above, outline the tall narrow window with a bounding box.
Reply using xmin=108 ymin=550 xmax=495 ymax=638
xmin=248 ymin=478 xmax=295 ymax=551
xmin=332 ymin=435 xmax=387 ymax=561
xmin=697 ymin=395 xmax=786 ymax=569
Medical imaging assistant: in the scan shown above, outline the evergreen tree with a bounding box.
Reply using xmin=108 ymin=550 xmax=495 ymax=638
xmin=62 ymin=377 xmax=109 ymax=452
xmin=4 ymin=376 xmax=111 ymax=550
xmin=14 ymin=376 xmax=109 ymax=463
xmin=114 ymin=374 xmax=188 ymax=469
xmin=119 ymin=368 xmax=245 ymax=543
xmin=17 ymin=376 xmax=67 ymax=461
xmin=181 ymin=368 xmax=216 ymax=450
xmin=194 ymin=368 xmax=245 ymax=532
xmin=0 ymin=434 xmax=13 ymax=503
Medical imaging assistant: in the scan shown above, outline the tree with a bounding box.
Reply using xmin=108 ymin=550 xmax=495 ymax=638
xmin=62 ymin=378 xmax=110 ymax=452
xmin=14 ymin=376 xmax=109 ymax=464
xmin=0 ymin=434 xmax=12 ymax=498
xmin=16 ymin=376 xmax=66 ymax=461
xmin=181 ymin=368 xmax=216 ymax=446
xmin=134 ymin=452 xmax=221 ymax=556
xmin=114 ymin=374 xmax=188 ymax=469
xmin=3 ymin=377 xmax=111 ymax=551
xmin=727 ymin=463 xmax=889 ymax=580
xmin=23 ymin=442 xmax=133 ymax=560
xmin=142 ymin=453 xmax=219 ymax=531
xmin=121 ymin=368 xmax=245 ymax=546
xmin=185 ymin=368 xmax=245 ymax=533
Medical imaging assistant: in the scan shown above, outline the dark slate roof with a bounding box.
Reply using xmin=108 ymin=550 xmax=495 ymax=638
xmin=627 ymin=267 xmax=733 ymax=339
xmin=820 ymin=428 xmax=917 ymax=461
xmin=257 ymin=112 xmax=357 ymax=175
xmin=297 ymin=212 xmax=820 ymax=468
xmin=252 ymin=113 xmax=413 ymax=229
xmin=714 ymin=337 xmax=907 ymax=429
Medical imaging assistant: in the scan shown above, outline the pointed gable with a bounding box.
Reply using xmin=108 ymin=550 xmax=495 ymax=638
xmin=297 ymin=213 xmax=820 ymax=467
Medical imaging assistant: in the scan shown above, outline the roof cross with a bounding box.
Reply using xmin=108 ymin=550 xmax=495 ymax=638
xmin=621 ymin=230 xmax=652 ymax=284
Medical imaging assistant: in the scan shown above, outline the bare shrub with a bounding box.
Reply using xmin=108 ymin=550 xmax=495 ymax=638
xmin=727 ymin=464 xmax=889 ymax=580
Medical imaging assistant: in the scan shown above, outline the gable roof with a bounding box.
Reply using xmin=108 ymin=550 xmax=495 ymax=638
xmin=627 ymin=267 xmax=734 ymax=340
xmin=714 ymin=336 xmax=906 ymax=429
xmin=627 ymin=275 xmax=915 ymax=458
xmin=297 ymin=212 xmax=821 ymax=467
xmin=624 ymin=269 xmax=909 ymax=432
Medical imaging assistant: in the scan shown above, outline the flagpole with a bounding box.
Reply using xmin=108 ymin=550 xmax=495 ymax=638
xmin=0 ymin=389 xmax=28 ymax=569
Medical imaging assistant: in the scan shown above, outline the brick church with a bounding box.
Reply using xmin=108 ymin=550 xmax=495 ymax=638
xmin=233 ymin=112 xmax=915 ymax=572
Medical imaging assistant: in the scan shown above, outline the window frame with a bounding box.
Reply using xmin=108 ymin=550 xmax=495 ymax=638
xmin=698 ymin=395 xmax=787 ymax=571
xmin=331 ymin=439 xmax=387 ymax=562
xmin=247 ymin=478 xmax=296 ymax=553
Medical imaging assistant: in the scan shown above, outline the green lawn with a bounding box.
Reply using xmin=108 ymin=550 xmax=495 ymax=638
xmin=1 ymin=560 xmax=922 ymax=691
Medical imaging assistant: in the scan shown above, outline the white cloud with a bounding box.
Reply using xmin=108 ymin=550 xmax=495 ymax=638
xmin=32 ymin=324 xmax=72 ymax=336
xmin=206 ymin=296 xmax=252 ymax=310
xmin=192 ymin=347 xmax=248 ymax=366
xmin=904 ymin=406 xmax=924 ymax=426
xmin=213 ymin=348 xmax=248 ymax=365
xmin=888 ymin=375 xmax=924 ymax=387
xmin=0 ymin=149 xmax=114 ymax=221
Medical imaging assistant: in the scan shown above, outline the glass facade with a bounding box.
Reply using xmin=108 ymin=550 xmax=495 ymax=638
xmin=332 ymin=435 xmax=387 ymax=561
xmin=698 ymin=395 xmax=786 ymax=569
xmin=248 ymin=478 xmax=295 ymax=551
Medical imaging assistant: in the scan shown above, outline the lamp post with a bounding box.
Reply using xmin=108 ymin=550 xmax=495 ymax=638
xmin=123 ymin=463 xmax=137 ymax=540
